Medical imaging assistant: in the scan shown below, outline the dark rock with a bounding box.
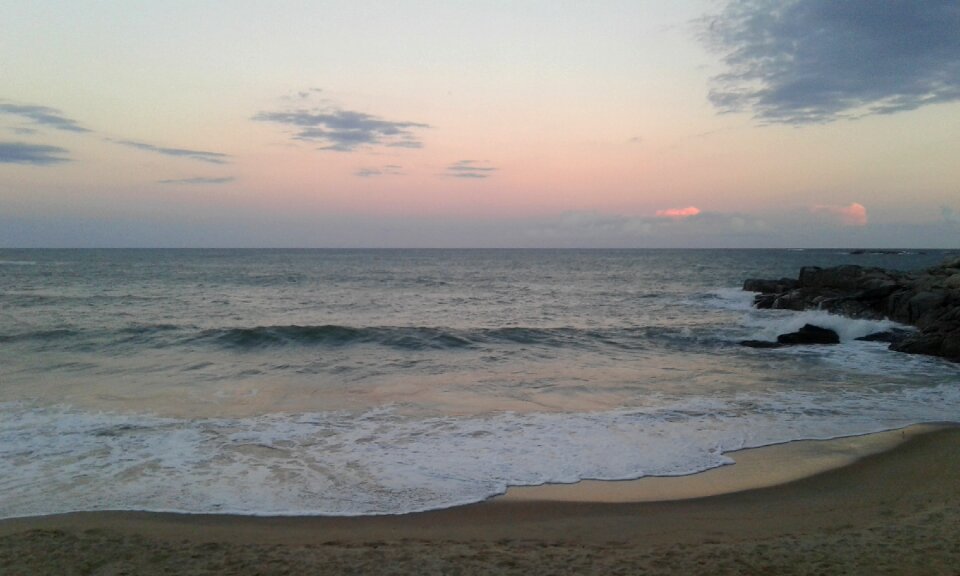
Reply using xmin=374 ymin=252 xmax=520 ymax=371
xmin=891 ymin=333 xmax=944 ymax=357
xmin=905 ymin=291 xmax=947 ymax=325
xmin=772 ymin=289 xmax=810 ymax=311
xmin=743 ymin=278 xmax=799 ymax=294
xmin=856 ymin=329 xmax=912 ymax=344
xmin=753 ymin=293 xmax=778 ymax=309
xmin=776 ymin=324 xmax=840 ymax=345
xmin=849 ymin=249 xmax=907 ymax=255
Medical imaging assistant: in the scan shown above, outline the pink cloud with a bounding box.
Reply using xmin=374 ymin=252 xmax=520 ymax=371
xmin=655 ymin=206 xmax=701 ymax=219
xmin=811 ymin=202 xmax=868 ymax=226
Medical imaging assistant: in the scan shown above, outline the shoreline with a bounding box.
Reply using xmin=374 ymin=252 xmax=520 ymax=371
xmin=499 ymin=423 xmax=945 ymax=503
xmin=3 ymin=424 xmax=960 ymax=573
xmin=0 ymin=423 xmax=945 ymax=525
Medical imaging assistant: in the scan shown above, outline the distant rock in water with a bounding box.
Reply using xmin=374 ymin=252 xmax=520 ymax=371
xmin=743 ymin=256 xmax=960 ymax=362
xmin=777 ymin=324 xmax=840 ymax=345
xmin=740 ymin=324 xmax=840 ymax=349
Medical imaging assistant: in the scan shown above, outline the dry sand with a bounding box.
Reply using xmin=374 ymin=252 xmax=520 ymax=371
xmin=2 ymin=424 xmax=959 ymax=575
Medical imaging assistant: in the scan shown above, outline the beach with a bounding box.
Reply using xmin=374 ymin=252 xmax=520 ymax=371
xmin=3 ymin=424 xmax=958 ymax=575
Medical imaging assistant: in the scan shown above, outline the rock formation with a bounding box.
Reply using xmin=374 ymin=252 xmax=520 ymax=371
xmin=742 ymin=256 xmax=960 ymax=362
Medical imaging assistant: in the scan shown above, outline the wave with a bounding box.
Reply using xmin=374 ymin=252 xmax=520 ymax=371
xmin=0 ymin=324 xmax=183 ymax=348
xmin=0 ymin=322 xmax=656 ymax=353
xmin=5 ymin=312 xmax=915 ymax=358
xmin=0 ymin=320 xmax=759 ymax=355
xmin=199 ymin=324 xmax=468 ymax=350
xmin=0 ymin=328 xmax=80 ymax=344
xmin=195 ymin=324 xmax=643 ymax=351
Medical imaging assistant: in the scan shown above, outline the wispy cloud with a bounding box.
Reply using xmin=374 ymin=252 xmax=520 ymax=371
xmin=158 ymin=176 xmax=235 ymax=185
xmin=0 ymin=141 xmax=70 ymax=165
xmin=701 ymin=0 xmax=960 ymax=124
xmin=811 ymin=202 xmax=868 ymax=226
xmin=529 ymin=210 xmax=769 ymax=245
xmin=655 ymin=206 xmax=701 ymax=219
xmin=253 ymin=105 xmax=428 ymax=152
xmin=355 ymin=164 xmax=404 ymax=177
xmin=444 ymin=160 xmax=497 ymax=179
xmin=0 ymin=102 xmax=91 ymax=133
xmin=113 ymin=139 xmax=230 ymax=164
xmin=285 ymin=87 xmax=324 ymax=101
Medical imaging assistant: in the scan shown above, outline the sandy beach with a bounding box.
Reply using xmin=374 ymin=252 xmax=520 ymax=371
xmin=2 ymin=424 xmax=959 ymax=575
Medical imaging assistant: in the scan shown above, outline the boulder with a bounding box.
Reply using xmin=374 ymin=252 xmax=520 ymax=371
xmin=776 ymin=324 xmax=840 ymax=345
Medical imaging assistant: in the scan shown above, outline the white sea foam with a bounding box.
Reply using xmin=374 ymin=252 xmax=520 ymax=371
xmin=699 ymin=287 xmax=757 ymax=312
xmin=743 ymin=309 xmax=904 ymax=342
xmin=2 ymin=381 xmax=959 ymax=519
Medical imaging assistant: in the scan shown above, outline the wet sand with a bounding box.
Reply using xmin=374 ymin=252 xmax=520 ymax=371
xmin=2 ymin=424 xmax=959 ymax=575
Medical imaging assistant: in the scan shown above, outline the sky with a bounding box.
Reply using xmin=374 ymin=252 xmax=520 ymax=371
xmin=2 ymin=0 xmax=959 ymax=248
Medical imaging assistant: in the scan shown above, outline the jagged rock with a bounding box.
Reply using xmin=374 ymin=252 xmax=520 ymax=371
xmin=742 ymin=255 xmax=960 ymax=362
xmin=753 ymin=293 xmax=778 ymax=309
xmin=776 ymin=324 xmax=840 ymax=345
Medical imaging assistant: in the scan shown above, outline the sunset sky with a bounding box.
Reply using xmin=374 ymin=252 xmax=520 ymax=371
xmin=2 ymin=0 xmax=959 ymax=248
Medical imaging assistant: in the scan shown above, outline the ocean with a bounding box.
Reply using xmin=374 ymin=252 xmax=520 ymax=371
xmin=1 ymin=248 xmax=958 ymax=519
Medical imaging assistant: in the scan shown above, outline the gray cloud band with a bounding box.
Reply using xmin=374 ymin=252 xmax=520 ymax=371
xmin=158 ymin=176 xmax=235 ymax=185
xmin=702 ymin=0 xmax=960 ymax=124
xmin=114 ymin=140 xmax=230 ymax=164
xmin=254 ymin=108 xmax=428 ymax=152
xmin=0 ymin=141 xmax=70 ymax=165
xmin=0 ymin=102 xmax=91 ymax=133
xmin=445 ymin=160 xmax=497 ymax=179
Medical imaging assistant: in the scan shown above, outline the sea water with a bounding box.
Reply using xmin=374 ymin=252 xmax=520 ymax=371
xmin=1 ymin=248 xmax=958 ymax=518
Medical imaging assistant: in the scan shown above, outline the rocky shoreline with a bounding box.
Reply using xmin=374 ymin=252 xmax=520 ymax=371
xmin=742 ymin=256 xmax=960 ymax=362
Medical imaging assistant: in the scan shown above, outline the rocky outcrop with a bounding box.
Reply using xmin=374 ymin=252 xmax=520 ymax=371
xmin=743 ymin=256 xmax=960 ymax=362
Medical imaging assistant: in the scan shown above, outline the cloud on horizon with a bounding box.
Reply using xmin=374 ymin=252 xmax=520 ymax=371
xmin=444 ymin=160 xmax=497 ymax=179
xmin=253 ymin=105 xmax=428 ymax=152
xmin=811 ymin=202 xmax=868 ymax=226
xmin=702 ymin=0 xmax=960 ymax=124
xmin=0 ymin=141 xmax=70 ymax=165
xmin=113 ymin=139 xmax=230 ymax=164
xmin=529 ymin=210 xmax=770 ymax=245
xmin=158 ymin=176 xmax=235 ymax=185
xmin=655 ymin=206 xmax=701 ymax=219
xmin=0 ymin=102 xmax=91 ymax=133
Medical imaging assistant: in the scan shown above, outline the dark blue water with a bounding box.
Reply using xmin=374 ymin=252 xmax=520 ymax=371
xmin=1 ymin=249 xmax=957 ymax=517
